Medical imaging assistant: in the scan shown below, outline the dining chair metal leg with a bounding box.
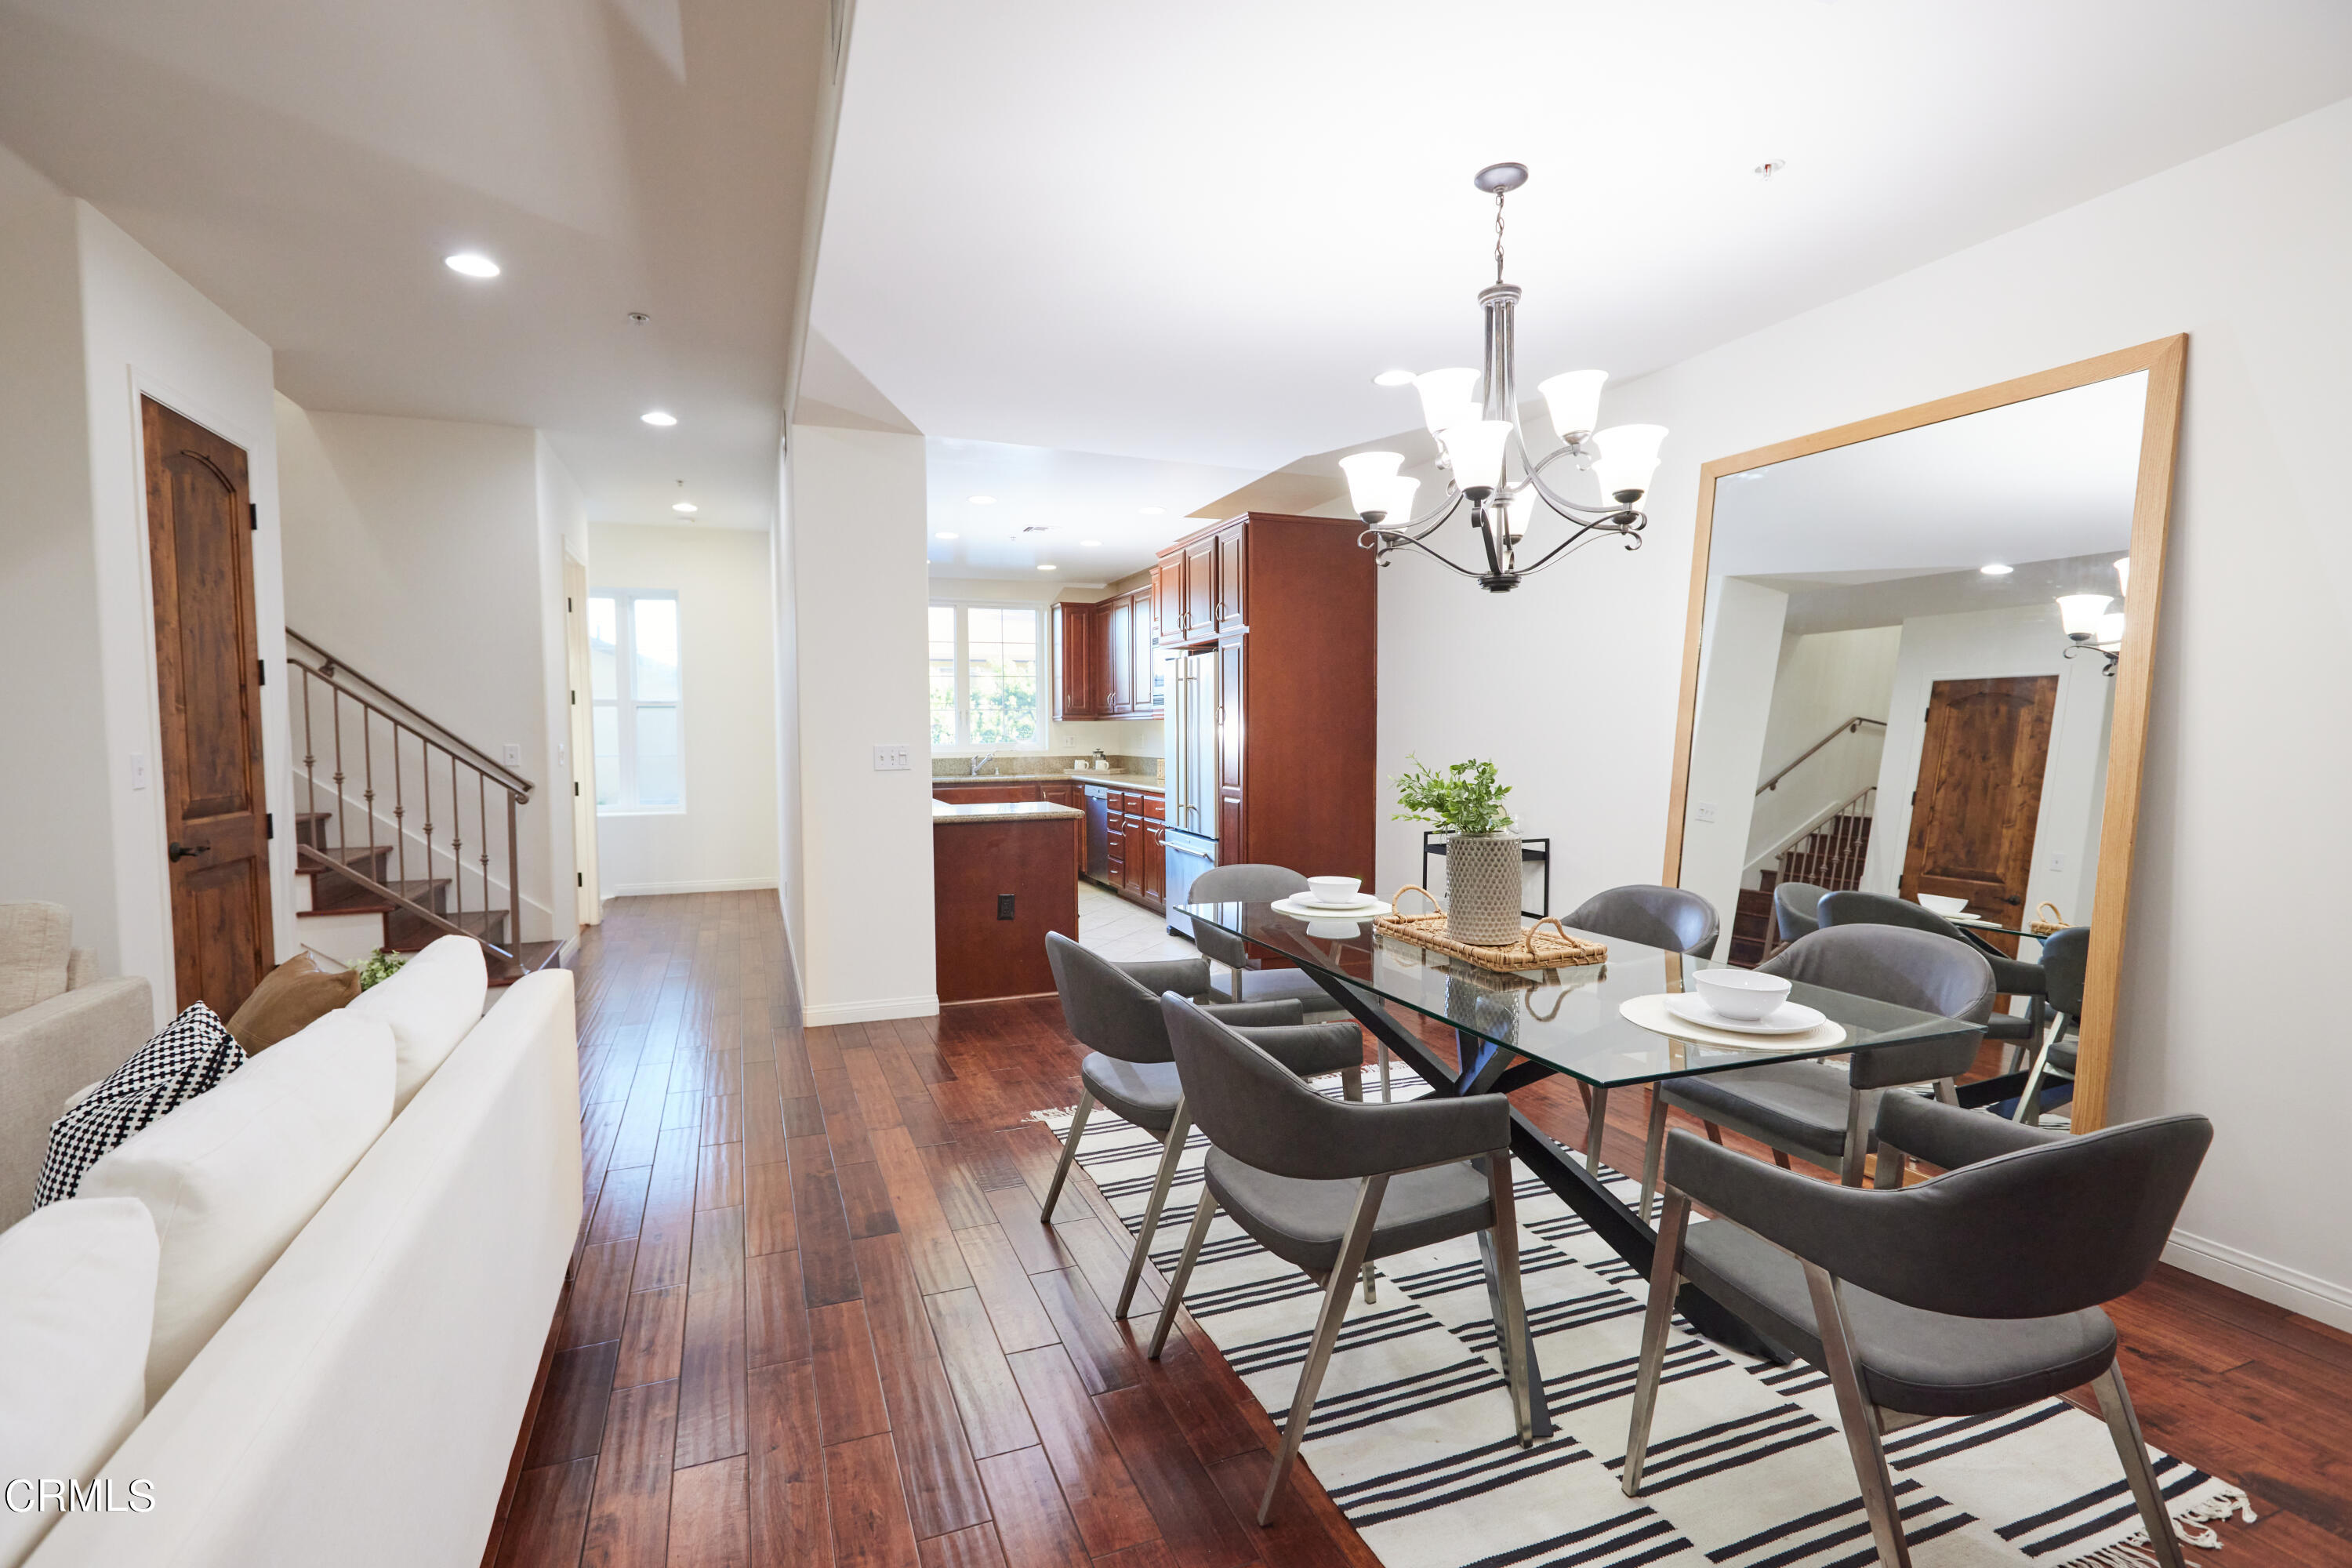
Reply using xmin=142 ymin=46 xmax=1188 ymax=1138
xmin=1839 ymin=1091 xmax=1870 ymax=1187
xmin=1488 ymin=1155 xmax=1534 ymax=1449
xmin=1146 ymin=1187 xmax=1221 ymax=1359
xmin=2092 ymin=1365 xmax=2188 ymax=1568
xmin=1585 ymin=1083 xmax=1611 ymax=1176
xmin=1638 ymin=1091 xmax=1668 ymax=1224
xmin=1113 ymin=1100 xmax=1189 ymax=1320
xmin=1338 ymin=1069 xmax=1374 ymax=1301
xmin=2013 ymin=1036 xmax=2056 ymax=1123
xmin=1377 ymin=1041 xmax=1392 ymax=1102
xmin=1260 ymin=1172 xmax=1390 ymax=1524
xmin=1802 ymin=1261 xmax=1914 ymax=1567
xmin=1041 ymin=1088 xmax=1096 ymax=1222
xmin=1621 ymin=1192 xmax=1689 ymax=1496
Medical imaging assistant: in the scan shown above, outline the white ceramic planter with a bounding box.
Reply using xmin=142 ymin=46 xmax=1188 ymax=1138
xmin=1445 ymin=833 xmax=1523 ymax=945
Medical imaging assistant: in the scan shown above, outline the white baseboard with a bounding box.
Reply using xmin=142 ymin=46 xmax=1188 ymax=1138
xmin=804 ymin=994 xmax=940 ymax=1027
xmin=603 ymin=878 xmax=780 ymax=898
xmin=2164 ymin=1227 xmax=2352 ymax=1334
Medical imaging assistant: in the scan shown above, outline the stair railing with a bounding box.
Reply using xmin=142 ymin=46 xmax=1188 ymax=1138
xmin=1755 ymin=716 xmax=1887 ymax=796
xmin=285 ymin=629 xmax=532 ymax=961
xmin=1777 ymin=785 xmax=1876 ymax=892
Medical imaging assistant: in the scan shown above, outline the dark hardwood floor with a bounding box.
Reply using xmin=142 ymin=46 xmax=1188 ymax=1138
xmin=482 ymin=891 xmax=2351 ymax=1568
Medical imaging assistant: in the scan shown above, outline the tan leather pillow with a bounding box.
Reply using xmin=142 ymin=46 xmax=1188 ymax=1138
xmin=225 ymin=953 xmax=361 ymax=1052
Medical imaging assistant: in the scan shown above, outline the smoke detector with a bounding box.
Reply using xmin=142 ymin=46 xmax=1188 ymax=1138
xmin=1753 ymin=159 xmax=1788 ymax=180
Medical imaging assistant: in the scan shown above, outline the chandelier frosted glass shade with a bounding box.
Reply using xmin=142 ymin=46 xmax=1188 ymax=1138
xmin=1591 ymin=424 xmax=1668 ymax=503
xmin=2057 ymin=593 xmax=2114 ymax=639
xmin=2113 ymin=557 xmax=2131 ymax=597
xmin=1413 ymin=368 xmax=1480 ymax=436
xmin=1537 ymin=370 xmax=1608 ymax=441
xmin=1439 ymin=420 xmax=1512 ymax=496
xmin=1339 ymin=451 xmax=1406 ymax=521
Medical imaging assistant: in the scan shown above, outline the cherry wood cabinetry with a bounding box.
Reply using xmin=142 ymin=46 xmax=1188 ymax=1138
xmin=1051 ymin=589 xmax=1163 ymax=720
xmin=1084 ymin=786 xmax=1167 ymax=914
xmin=1157 ymin=513 xmax=1377 ymax=889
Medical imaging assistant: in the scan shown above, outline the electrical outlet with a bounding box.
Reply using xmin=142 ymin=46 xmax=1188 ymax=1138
xmin=502 ymin=742 xmax=522 ymax=767
xmin=996 ymin=894 xmax=1016 ymax=920
xmin=2048 ymin=852 xmax=2066 ymax=872
xmin=1693 ymin=800 xmax=1719 ymax=824
xmin=873 ymin=745 xmax=911 ymax=771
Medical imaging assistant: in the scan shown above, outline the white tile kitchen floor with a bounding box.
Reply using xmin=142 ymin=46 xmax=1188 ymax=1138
xmin=1075 ymin=880 xmax=1200 ymax=964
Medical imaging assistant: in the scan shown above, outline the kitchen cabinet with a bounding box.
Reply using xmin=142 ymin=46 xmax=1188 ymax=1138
xmin=1089 ymin=786 xmax=1166 ymax=913
xmin=1083 ymin=786 xmax=1110 ymax=881
xmin=1105 ymin=596 xmax=1133 ymax=713
xmin=1156 ymin=512 xmax=1376 ymax=891
xmin=1131 ymin=597 xmax=1160 ymax=713
xmin=1214 ymin=526 xmax=1247 ymax=634
xmin=1142 ymin=820 xmax=1166 ymax=905
xmin=1052 ymin=602 xmax=1102 ymax=720
xmin=1152 ymin=561 xmax=1178 ymax=645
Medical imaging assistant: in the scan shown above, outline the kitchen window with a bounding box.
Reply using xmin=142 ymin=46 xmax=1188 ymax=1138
xmin=930 ymin=602 xmax=1045 ymax=751
xmin=590 ymin=589 xmax=684 ymax=811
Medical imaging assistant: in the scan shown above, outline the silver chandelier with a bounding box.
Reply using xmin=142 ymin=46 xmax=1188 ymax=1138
xmin=1343 ymin=163 xmax=1668 ymax=593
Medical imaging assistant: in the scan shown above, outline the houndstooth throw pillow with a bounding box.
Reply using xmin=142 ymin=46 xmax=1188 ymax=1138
xmin=35 ymin=1003 xmax=247 ymax=1207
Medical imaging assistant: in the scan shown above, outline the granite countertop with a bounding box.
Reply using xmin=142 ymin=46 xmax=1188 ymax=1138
xmin=933 ymin=771 xmax=1164 ymax=793
xmin=932 ymin=798 xmax=1085 ymax=825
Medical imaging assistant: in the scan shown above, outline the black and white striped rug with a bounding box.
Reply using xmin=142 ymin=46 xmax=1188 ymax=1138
xmin=1042 ymin=1079 xmax=2249 ymax=1568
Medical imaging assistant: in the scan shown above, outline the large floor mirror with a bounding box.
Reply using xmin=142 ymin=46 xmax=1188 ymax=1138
xmin=1665 ymin=338 xmax=2185 ymax=1131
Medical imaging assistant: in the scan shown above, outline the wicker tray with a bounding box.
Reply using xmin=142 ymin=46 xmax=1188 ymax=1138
xmin=2027 ymin=901 xmax=2069 ymax=938
xmin=1372 ymin=887 xmax=1606 ymax=974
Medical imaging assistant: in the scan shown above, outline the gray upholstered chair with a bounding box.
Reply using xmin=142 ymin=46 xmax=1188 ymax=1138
xmin=1565 ymin=884 xmax=1721 ymax=960
xmin=1638 ymin=925 xmax=1994 ymax=1208
xmin=1820 ymin=891 xmax=2045 ymax=1060
xmin=1041 ymin=933 xmax=1367 ymax=1319
xmin=1626 ymin=1095 xmax=2212 ymax=1568
xmin=1148 ymin=994 xmax=1533 ymax=1523
xmin=1189 ymin=862 xmax=1393 ymax=1098
xmin=1773 ymin=880 xmax=1828 ymax=945
xmin=2014 ymin=925 xmax=2088 ymax=1122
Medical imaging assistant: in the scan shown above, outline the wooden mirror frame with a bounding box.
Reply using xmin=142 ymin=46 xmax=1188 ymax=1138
xmin=1662 ymin=336 xmax=2187 ymax=1131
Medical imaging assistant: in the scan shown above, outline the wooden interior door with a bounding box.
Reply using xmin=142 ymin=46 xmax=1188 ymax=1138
xmin=564 ymin=554 xmax=601 ymax=926
xmin=144 ymin=397 xmax=274 ymax=1014
xmin=1900 ymin=675 xmax=2059 ymax=929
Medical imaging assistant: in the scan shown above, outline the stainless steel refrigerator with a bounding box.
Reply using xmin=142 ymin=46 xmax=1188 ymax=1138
xmin=1162 ymin=647 xmax=1218 ymax=935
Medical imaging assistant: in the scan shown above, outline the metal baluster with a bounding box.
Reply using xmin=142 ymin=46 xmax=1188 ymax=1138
xmin=419 ymin=740 xmax=437 ymax=912
xmin=506 ymin=790 xmax=521 ymax=953
xmin=477 ymin=771 xmax=490 ymax=940
xmin=449 ymin=748 xmax=463 ymax=919
xmin=392 ymin=723 xmax=407 ymax=887
xmin=301 ymin=668 xmax=317 ymax=831
xmin=330 ymin=689 xmax=347 ymax=856
xmin=363 ymin=706 xmax=377 ymax=872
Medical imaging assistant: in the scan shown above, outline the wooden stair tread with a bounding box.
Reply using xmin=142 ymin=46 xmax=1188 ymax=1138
xmin=486 ymin=941 xmax=564 ymax=987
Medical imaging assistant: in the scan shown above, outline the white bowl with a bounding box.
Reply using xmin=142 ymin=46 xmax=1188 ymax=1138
xmin=1307 ymin=876 xmax=1362 ymax=906
xmin=1692 ymin=967 xmax=1793 ymax=1022
xmin=1916 ymin=894 xmax=1970 ymax=917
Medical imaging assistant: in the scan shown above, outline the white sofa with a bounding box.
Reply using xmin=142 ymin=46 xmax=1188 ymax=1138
xmin=24 ymin=964 xmax=581 ymax=1567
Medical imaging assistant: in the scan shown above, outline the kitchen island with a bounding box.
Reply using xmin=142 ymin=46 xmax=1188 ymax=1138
xmin=931 ymin=798 xmax=1083 ymax=1004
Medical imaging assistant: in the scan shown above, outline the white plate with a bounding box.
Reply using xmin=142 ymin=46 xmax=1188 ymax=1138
xmin=1269 ymin=895 xmax=1392 ymax=920
xmin=1662 ymin=991 xmax=1828 ymax=1036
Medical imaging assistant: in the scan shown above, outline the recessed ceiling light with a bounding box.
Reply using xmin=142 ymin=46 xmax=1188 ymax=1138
xmin=673 ymin=502 xmax=698 ymax=514
xmin=935 ymin=532 xmax=960 ymax=540
xmin=641 ymin=410 xmax=677 ymax=427
xmin=1080 ymin=539 xmax=1102 ymax=547
xmin=1979 ymin=562 xmax=2014 ymax=575
xmin=1753 ymin=159 xmax=1788 ymax=179
xmin=444 ymin=252 xmax=500 ymax=278
xmin=968 ymin=495 xmax=996 ymax=505
xmin=1372 ymin=369 xmax=1416 ymax=387
xmin=1139 ymin=506 xmax=1164 ymax=516
xmin=1036 ymin=564 xmax=1057 ymax=572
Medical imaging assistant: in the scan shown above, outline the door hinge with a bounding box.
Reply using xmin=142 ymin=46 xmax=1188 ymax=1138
xmin=256 ymin=658 xmax=266 ymax=687
xmin=1923 ymin=706 xmax=1930 ymax=720
xmin=248 ymin=502 xmax=258 ymax=531
xmin=577 ymin=872 xmax=584 ymax=887
xmin=567 ymin=596 xmax=573 ymax=612
xmin=1911 ymin=790 xmax=1917 ymax=806
xmin=573 ymin=781 xmax=580 ymax=797
xmin=570 ymin=690 xmax=576 ymax=706
xmin=266 ymin=812 xmax=274 ymax=840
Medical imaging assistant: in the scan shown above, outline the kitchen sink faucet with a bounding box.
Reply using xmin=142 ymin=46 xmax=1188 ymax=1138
xmin=967 ymin=749 xmax=997 ymax=776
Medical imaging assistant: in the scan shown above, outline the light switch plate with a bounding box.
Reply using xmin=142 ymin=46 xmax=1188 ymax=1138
xmin=1693 ymin=800 xmax=1719 ymax=824
xmin=873 ymin=745 xmax=911 ymax=771
xmin=129 ymin=752 xmax=149 ymax=790
xmin=502 ymin=742 xmax=523 ymax=767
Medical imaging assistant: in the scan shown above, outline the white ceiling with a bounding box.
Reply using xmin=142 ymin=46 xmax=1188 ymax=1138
xmin=923 ymin=440 xmax=1265 ymax=583
xmin=1708 ymin=371 xmax=2146 ymax=580
xmin=0 ymin=0 xmax=834 ymax=532
xmin=813 ymin=1 xmax=2352 ymax=476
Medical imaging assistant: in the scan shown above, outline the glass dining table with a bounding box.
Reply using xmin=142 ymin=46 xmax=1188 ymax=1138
xmin=1179 ymin=900 xmax=1983 ymax=1431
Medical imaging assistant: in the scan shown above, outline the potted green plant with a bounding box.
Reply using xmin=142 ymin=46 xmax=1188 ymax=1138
xmin=1394 ymin=756 xmax=1521 ymax=944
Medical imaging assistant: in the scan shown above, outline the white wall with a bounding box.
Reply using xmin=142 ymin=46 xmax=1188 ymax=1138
xmin=924 ymin=575 xmax=1164 ymax=759
xmin=0 ymin=191 xmax=296 ymax=1019
xmin=786 ymin=424 xmax=937 ymax=1024
xmin=774 ymin=441 xmax=805 ymax=995
xmin=1862 ymin=603 xmax=2110 ymax=930
xmin=534 ymin=437 xmax=590 ymax=935
xmin=1675 ymin=578 xmax=1786 ymax=932
xmin=1744 ymin=625 xmax=1900 ymax=869
xmin=0 ymin=150 xmax=114 ymax=964
xmin=1378 ymin=96 xmax=2352 ymax=1327
xmin=275 ymin=402 xmax=574 ymax=943
xmin=590 ymin=523 xmax=780 ymax=898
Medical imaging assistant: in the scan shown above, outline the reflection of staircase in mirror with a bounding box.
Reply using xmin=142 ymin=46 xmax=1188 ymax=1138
xmin=1728 ymin=789 xmax=1876 ymax=967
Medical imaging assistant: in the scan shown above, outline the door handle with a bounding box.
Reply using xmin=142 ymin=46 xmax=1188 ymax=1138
xmin=169 ymin=840 xmax=211 ymax=862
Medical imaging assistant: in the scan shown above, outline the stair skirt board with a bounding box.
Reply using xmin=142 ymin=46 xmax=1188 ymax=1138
xmin=290 ymin=911 xmax=388 ymax=970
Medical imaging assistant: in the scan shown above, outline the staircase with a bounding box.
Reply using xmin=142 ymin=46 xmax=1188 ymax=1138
xmin=1726 ymin=792 xmax=1878 ymax=967
xmin=286 ymin=630 xmax=564 ymax=986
